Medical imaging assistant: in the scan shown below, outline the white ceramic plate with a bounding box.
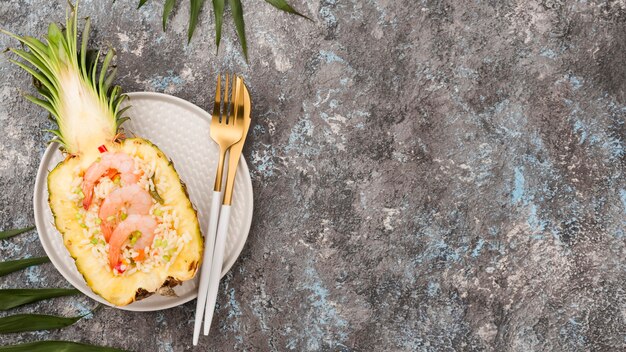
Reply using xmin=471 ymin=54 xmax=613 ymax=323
xmin=33 ymin=92 xmax=253 ymax=311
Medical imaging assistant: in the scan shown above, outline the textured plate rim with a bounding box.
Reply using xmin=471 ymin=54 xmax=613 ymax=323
xmin=33 ymin=91 xmax=254 ymax=311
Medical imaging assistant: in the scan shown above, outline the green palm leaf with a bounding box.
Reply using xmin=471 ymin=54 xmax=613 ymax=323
xmin=0 ymin=289 xmax=80 ymax=311
xmin=0 ymin=313 xmax=83 ymax=334
xmin=0 ymin=341 xmax=127 ymax=352
xmin=212 ymin=0 xmax=225 ymax=51
xmin=229 ymin=0 xmax=247 ymax=60
xmin=0 ymin=257 xmax=49 ymax=277
xmin=188 ymin=0 xmax=206 ymax=43
xmin=133 ymin=0 xmax=309 ymax=58
xmin=264 ymin=0 xmax=309 ymax=19
xmin=162 ymin=0 xmax=177 ymax=30
xmin=0 ymin=226 xmax=34 ymax=240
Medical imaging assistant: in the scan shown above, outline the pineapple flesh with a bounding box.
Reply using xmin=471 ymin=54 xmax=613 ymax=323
xmin=3 ymin=4 xmax=203 ymax=306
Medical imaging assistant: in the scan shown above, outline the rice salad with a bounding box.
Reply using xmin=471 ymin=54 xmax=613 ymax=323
xmin=70 ymin=151 xmax=192 ymax=276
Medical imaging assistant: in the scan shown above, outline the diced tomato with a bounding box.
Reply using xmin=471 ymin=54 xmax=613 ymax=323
xmin=133 ymin=249 xmax=146 ymax=262
xmin=103 ymin=169 xmax=119 ymax=180
xmin=114 ymin=262 xmax=126 ymax=274
xmin=98 ymin=145 xmax=108 ymax=153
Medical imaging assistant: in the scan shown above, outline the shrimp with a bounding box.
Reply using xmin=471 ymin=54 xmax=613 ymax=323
xmin=81 ymin=152 xmax=141 ymax=210
xmin=108 ymin=214 xmax=157 ymax=268
xmin=98 ymin=184 xmax=154 ymax=241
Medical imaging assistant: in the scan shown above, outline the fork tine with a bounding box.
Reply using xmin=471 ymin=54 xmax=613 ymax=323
xmin=224 ymin=74 xmax=230 ymax=123
xmin=213 ymin=74 xmax=221 ymax=120
xmin=230 ymin=74 xmax=236 ymax=124
xmin=231 ymin=74 xmax=240 ymax=126
xmin=235 ymin=75 xmax=245 ymax=125
xmin=222 ymin=74 xmax=227 ymax=121
xmin=224 ymin=73 xmax=235 ymax=124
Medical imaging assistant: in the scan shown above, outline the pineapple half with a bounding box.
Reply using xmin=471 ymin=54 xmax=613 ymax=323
xmin=3 ymin=4 xmax=203 ymax=306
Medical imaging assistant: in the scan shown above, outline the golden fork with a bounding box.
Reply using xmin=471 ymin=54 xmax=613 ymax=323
xmin=193 ymin=73 xmax=244 ymax=346
xmin=203 ymin=77 xmax=252 ymax=336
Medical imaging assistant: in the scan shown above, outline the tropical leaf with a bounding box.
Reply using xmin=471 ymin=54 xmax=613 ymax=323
xmin=0 ymin=341 xmax=127 ymax=352
xmin=229 ymin=0 xmax=247 ymax=60
xmin=0 ymin=289 xmax=80 ymax=311
xmin=188 ymin=0 xmax=206 ymax=43
xmin=0 ymin=226 xmax=34 ymax=240
xmin=0 ymin=313 xmax=83 ymax=334
xmin=162 ymin=0 xmax=177 ymax=30
xmin=0 ymin=257 xmax=49 ymax=277
xmin=264 ymin=0 xmax=309 ymax=19
xmin=132 ymin=0 xmax=310 ymax=58
xmin=212 ymin=0 xmax=225 ymax=51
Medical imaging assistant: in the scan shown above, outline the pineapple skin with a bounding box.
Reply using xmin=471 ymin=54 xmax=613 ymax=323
xmin=47 ymin=138 xmax=203 ymax=306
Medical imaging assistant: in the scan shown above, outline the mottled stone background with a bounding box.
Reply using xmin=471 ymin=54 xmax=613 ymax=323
xmin=1 ymin=0 xmax=625 ymax=351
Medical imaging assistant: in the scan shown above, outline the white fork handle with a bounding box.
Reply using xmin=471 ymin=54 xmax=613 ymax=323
xmin=192 ymin=191 xmax=222 ymax=345
xmin=202 ymin=204 xmax=232 ymax=335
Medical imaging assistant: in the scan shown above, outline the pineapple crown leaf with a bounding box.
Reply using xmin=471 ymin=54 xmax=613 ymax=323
xmin=2 ymin=2 xmax=130 ymax=153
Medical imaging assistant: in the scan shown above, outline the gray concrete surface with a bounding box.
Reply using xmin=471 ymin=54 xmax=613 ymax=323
xmin=1 ymin=0 xmax=625 ymax=351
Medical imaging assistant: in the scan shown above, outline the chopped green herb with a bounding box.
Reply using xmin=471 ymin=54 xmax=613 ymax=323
xmin=90 ymin=238 xmax=99 ymax=245
xmin=163 ymin=255 xmax=171 ymax=262
xmin=113 ymin=175 xmax=121 ymax=185
xmin=95 ymin=218 xmax=101 ymax=225
xmin=153 ymin=208 xmax=163 ymax=217
xmin=129 ymin=231 xmax=142 ymax=246
xmin=75 ymin=213 xmax=82 ymax=220
xmin=80 ymin=223 xmax=87 ymax=229
xmin=149 ymin=175 xmax=165 ymax=204
xmin=120 ymin=213 xmax=128 ymax=221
